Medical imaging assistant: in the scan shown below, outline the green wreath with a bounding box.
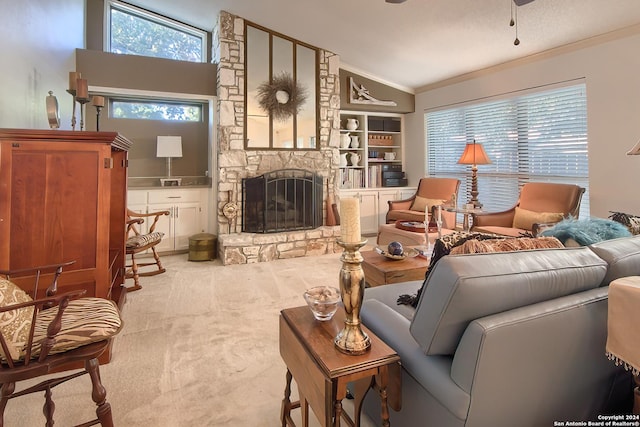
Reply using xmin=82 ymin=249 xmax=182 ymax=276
xmin=256 ymin=72 xmax=307 ymax=121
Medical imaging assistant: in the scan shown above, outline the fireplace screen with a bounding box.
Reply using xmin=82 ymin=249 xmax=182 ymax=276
xmin=242 ymin=169 xmax=323 ymax=233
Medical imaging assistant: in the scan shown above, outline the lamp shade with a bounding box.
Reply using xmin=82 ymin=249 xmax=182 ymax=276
xmin=457 ymin=140 xmax=492 ymax=165
xmin=156 ymin=136 xmax=183 ymax=158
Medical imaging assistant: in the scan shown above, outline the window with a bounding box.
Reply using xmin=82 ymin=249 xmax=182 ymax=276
xmin=426 ymin=83 xmax=589 ymax=218
xmin=105 ymin=0 xmax=207 ymax=63
xmin=111 ymin=99 xmax=202 ymax=122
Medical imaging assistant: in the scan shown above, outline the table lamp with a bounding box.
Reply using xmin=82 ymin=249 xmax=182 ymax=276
xmin=157 ymin=136 xmax=183 ymax=186
xmin=457 ymin=140 xmax=492 ymax=208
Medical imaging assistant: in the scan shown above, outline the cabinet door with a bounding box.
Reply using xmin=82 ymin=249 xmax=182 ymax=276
xmin=377 ymin=190 xmax=401 ymax=226
xmin=173 ymin=202 xmax=202 ymax=251
xmin=358 ymin=192 xmax=378 ymax=235
xmin=149 ymin=203 xmax=174 ymax=253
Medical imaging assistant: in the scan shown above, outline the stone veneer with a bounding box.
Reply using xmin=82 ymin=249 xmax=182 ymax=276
xmin=213 ymin=11 xmax=343 ymax=265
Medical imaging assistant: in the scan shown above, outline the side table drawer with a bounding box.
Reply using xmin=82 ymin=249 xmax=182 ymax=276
xmin=279 ymin=316 xmax=330 ymax=426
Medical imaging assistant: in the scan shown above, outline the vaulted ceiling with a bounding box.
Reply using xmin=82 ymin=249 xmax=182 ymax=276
xmin=126 ymin=0 xmax=640 ymax=92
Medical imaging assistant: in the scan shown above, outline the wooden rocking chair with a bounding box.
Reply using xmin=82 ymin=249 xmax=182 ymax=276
xmin=0 ymin=261 xmax=123 ymax=426
xmin=125 ymin=209 xmax=170 ymax=292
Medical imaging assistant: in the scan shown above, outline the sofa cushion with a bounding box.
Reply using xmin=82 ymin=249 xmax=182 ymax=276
xmin=512 ymin=207 xmax=563 ymax=230
xmin=0 ymin=278 xmax=34 ymax=361
xmin=449 ymin=236 xmax=563 ymax=254
xmin=539 ymin=218 xmax=631 ymax=246
xmin=409 ymin=246 xmax=607 ymax=356
xmin=410 ymin=196 xmax=445 ymax=213
xmin=588 ymin=235 xmax=640 ymax=286
xmin=471 ymin=225 xmax=530 ymax=237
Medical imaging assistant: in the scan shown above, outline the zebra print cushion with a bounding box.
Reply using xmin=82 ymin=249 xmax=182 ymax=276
xmin=126 ymin=231 xmax=164 ymax=249
xmin=29 ymin=297 xmax=123 ymax=358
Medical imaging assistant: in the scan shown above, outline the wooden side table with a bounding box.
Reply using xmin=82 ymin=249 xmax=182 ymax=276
xmin=361 ymin=250 xmax=429 ymax=287
xmin=280 ymin=306 xmax=401 ymax=427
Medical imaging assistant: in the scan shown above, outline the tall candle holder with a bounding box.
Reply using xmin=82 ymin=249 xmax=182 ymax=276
xmin=76 ymin=96 xmax=90 ymax=131
xmin=94 ymin=105 xmax=103 ymax=131
xmin=334 ymin=239 xmax=371 ymax=355
xmin=66 ymin=89 xmax=77 ymax=130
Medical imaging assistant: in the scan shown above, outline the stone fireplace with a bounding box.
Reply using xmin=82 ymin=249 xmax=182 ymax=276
xmin=214 ymin=11 xmax=342 ymax=265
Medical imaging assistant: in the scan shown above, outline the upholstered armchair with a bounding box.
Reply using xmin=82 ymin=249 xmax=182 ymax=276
xmin=472 ymin=182 xmax=585 ymax=237
xmin=0 ymin=262 xmax=122 ymax=426
xmin=386 ymin=177 xmax=460 ymax=229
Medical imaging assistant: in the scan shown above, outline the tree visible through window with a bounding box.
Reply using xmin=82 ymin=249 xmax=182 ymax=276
xmin=111 ymin=100 xmax=202 ymax=122
xmin=107 ymin=0 xmax=206 ymax=63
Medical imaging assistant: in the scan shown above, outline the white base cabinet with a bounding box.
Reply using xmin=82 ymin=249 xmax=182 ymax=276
xmin=128 ymin=188 xmax=208 ymax=253
xmin=340 ymin=187 xmax=416 ymax=235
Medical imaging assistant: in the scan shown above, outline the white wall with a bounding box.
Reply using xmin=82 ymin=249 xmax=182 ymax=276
xmin=405 ymin=26 xmax=640 ymax=219
xmin=0 ymin=0 xmax=84 ymax=130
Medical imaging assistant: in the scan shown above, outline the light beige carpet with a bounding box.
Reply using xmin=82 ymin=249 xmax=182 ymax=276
xmin=5 ymin=251 xmax=380 ymax=426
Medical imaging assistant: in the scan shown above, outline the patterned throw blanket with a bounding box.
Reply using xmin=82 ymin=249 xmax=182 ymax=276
xmin=396 ymin=232 xmax=564 ymax=307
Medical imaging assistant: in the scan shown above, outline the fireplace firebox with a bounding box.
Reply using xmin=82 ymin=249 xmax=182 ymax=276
xmin=242 ymin=169 xmax=323 ymax=233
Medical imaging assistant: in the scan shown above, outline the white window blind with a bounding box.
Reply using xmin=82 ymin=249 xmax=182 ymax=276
xmin=426 ymin=83 xmax=589 ymax=218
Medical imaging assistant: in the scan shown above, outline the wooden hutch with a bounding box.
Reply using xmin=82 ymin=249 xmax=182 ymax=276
xmin=0 ymin=129 xmax=131 ymax=306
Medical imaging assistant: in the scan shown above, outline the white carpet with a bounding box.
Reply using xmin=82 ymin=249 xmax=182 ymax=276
xmin=5 ymin=252 xmax=379 ymax=426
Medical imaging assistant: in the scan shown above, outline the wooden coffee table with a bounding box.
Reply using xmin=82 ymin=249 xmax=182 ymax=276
xmin=280 ymin=306 xmax=401 ymax=427
xmin=361 ymin=249 xmax=429 ymax=287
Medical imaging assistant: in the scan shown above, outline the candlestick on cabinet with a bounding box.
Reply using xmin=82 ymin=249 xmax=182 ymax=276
xmin=92 ymin=96 xmax=105 ymax=131
xmin=66 ymin=71 xmax=81 ymax=130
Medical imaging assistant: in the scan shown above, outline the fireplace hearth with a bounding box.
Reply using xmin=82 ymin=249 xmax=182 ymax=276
xmin=242 ymin=169 xmax=323 ymax=233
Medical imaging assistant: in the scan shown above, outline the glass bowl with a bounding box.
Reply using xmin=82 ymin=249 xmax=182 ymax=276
xmin=303 ymin=286 xmax=341 ymax=321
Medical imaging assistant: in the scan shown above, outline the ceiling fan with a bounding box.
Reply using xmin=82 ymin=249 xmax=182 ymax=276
xmin=513 ymin=0 xmax=536 ymax=5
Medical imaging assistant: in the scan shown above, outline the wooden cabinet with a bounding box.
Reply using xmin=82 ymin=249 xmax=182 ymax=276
xmin=340 ymin=187 xmax=417 ymax=235
xmin=0 ymin=129 xmax=131 ymax=304
xmin=339 ymin=111 xmax=405 ymax=189
xmin=128 ymin=188 xmax=208 ymax=253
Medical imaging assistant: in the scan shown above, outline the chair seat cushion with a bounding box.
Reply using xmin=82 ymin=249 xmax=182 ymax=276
xmin=0 ymin=279 xmax=34 ymax=361
xmin=29 ymin=298 xmax=123 ymax=359
xmin=512 ymin=207 xmax=563 ymax=230
xmin=126 ymin=231 xmax=164 ymax=249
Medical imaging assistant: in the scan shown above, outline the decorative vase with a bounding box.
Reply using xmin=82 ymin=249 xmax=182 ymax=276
xmin=334 ymin=239 xmax=371 ymax=355
xmin=350 ymin=135 xmax=360 ymax=149
xmin=350 ymin=152 xmax=361 ymax=166
xmin=346 ymin=118 xmax=359 ymax=131
xmin=340 ymin=152 xmax=349 ymax=167
xmin=340 ymin=133 xmax=351 ymax=149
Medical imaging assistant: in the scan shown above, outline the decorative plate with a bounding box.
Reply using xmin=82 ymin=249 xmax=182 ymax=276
xmin=46 ymin=91 xmax=60 ymax=129
xmin=375 ymin=247 xmax=419 ymax=260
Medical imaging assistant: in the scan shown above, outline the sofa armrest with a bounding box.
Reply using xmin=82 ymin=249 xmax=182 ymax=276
xmin=362 ymin=299 xmax=470 ymax=420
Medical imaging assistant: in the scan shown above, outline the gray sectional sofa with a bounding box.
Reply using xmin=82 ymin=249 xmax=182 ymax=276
xmin=360 ymin=235 xmax=640 ymax=427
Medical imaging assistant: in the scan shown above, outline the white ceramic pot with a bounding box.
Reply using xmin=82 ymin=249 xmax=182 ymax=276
xmin=350 ymin=136 xmax=360 ymax=148
xmin=340 ymin=152 xmax=349 ymax=167
xmin=349 ymin=152 xmax=361 ymax=166
xmin=340 ymin=133 xmax=351 ymax=148
xmin=346 ymin=118 xmax=359 ymax=131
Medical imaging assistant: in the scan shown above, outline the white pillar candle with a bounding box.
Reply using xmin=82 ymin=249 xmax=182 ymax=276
xmin=340 ymin=198 xmax=361 ymax=243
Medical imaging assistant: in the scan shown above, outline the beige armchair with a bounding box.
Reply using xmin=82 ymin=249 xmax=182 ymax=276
xmin=472 ymin=182 xmax=585 ymax=237
xmin=386 ymin=177 xmax=460 ymax=229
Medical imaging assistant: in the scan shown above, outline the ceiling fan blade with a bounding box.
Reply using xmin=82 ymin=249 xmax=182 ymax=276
xmin=386 ymin=0 xmax=407 ymax=3
xmin=513 ymin=0 xmax=536 ymax=5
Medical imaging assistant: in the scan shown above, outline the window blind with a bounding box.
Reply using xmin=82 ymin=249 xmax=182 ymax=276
xmin=426 ymin=83 xmax=589 ymax=218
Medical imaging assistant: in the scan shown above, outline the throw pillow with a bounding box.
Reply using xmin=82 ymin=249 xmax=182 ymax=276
xmin=449 ymin=236 xmax=564 ymax=255
xmin=0 ymin=278 xmax=34 ymax=361
xmin=609 ymin=211 xmax=640 ymax=235
xmin=410 ymin=196 xmax=445 ymax=213
xmin=512 ymin=207 xmax=564 ymax=230
xmin=539 ymin=217 xmax=632 ymax=246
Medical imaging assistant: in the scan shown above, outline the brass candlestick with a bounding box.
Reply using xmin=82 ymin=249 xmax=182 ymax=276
xmin=334 ymin=239 xmax=371 ymax=355
xmin=66 ymin=89 xmax=77 ymax=130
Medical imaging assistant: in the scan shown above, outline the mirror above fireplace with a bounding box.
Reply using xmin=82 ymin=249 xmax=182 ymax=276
xmin=245 ymin=22 xmax=319 ymax=150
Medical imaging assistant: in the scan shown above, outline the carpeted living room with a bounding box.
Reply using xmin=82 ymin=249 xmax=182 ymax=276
xmin=3 ymin=0 xmax=640 ymax=426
